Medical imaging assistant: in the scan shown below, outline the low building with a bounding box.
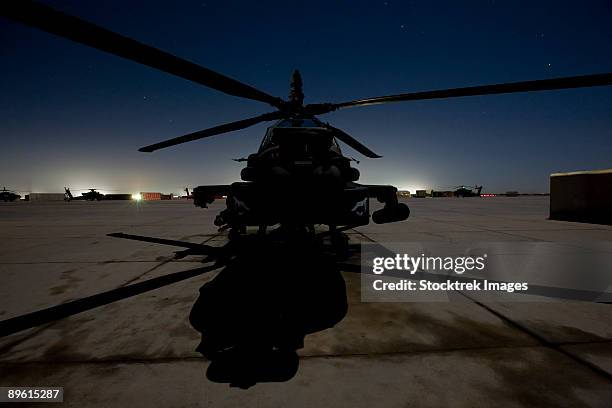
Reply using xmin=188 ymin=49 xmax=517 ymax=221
xmin=104 ymin=194 xmax=132 ymax=200
xmin=141 ymin=192 xmax=162 ymax=200
xmin=432 ymin=190 xmax=454 ymax=197
xmin=550 ymin=168 xmax=612 ymax=225
xmin=28 ymin=193 xmax=65 ymax=201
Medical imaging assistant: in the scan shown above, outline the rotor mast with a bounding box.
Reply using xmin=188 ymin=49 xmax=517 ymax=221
xmin=288 ymin=69 xmax=304 ymax=115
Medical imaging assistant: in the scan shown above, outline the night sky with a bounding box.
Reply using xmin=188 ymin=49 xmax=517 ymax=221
xmin=1 ymin=0 xmax=612 ymax=195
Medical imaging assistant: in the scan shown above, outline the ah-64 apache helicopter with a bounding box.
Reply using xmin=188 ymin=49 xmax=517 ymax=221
xmin=454 ymin=185 xmax=483 ymax=198
xmin=64 ymin=188 xmax=105 ymax=201
xmin=3 ymin=1 xmax=612 ymax=248
xmin=1 ymin=187 xmax=21 ymax=202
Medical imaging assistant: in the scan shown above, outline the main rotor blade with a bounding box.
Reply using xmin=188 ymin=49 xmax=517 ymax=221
xmin=308 ymin=73 xmax=612 ymax=113
xmin=1 ymin=0 xmax=284 ymax=108
xmin=320 ymin=123 xmax=381 ymax=158
xmin=139 ymin=111 xmax=283 ymax=152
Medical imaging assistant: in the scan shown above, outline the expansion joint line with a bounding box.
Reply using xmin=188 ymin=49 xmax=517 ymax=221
xmin=458 ymin=291 xmax=612 ymax=382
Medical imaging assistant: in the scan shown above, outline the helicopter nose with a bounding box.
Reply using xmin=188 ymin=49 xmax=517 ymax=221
xmin=313 ymin=164 xmax=344 ymax=189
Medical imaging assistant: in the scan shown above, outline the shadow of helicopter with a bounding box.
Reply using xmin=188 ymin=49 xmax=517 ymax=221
xmin=188 ymin=233 xmax=349 ymax=388
xmin=103 ymin=230 xmax=353 ymax=388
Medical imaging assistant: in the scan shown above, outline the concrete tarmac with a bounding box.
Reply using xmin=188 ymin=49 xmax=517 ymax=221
xmin=1 ymin=197 xmax=611 ymax=407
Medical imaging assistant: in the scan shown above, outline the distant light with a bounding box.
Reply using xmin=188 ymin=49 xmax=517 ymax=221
xmin=131 ymin=193 xmax=142 ymax=201
xmin=481 ymin=194 xmax=496 ymax=197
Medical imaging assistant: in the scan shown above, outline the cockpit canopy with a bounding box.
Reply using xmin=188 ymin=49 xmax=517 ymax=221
xmin=259 ymin=119 xmax=341 ymax=159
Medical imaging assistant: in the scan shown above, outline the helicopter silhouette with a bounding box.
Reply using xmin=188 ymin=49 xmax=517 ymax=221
xmin=0 ymin=187 xmax=21 ymax=202
xmin=454 ymin=185 xmax=483 ymax=198
xmin=3 ymin=1 xmax=612 ymax=247
xmin=64 ymin=188 xmax=105 ymax=201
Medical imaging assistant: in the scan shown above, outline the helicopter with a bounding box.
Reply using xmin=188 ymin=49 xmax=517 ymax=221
xmin=64 ymin=188 xmax=105 ymax=201
xmin=454 ymin=185 xmax=483 ymax=198
xmin=1 ymin=187 xmax=21 ymax=202
xmin=3 ymin=1 xmax=612 ymax=246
